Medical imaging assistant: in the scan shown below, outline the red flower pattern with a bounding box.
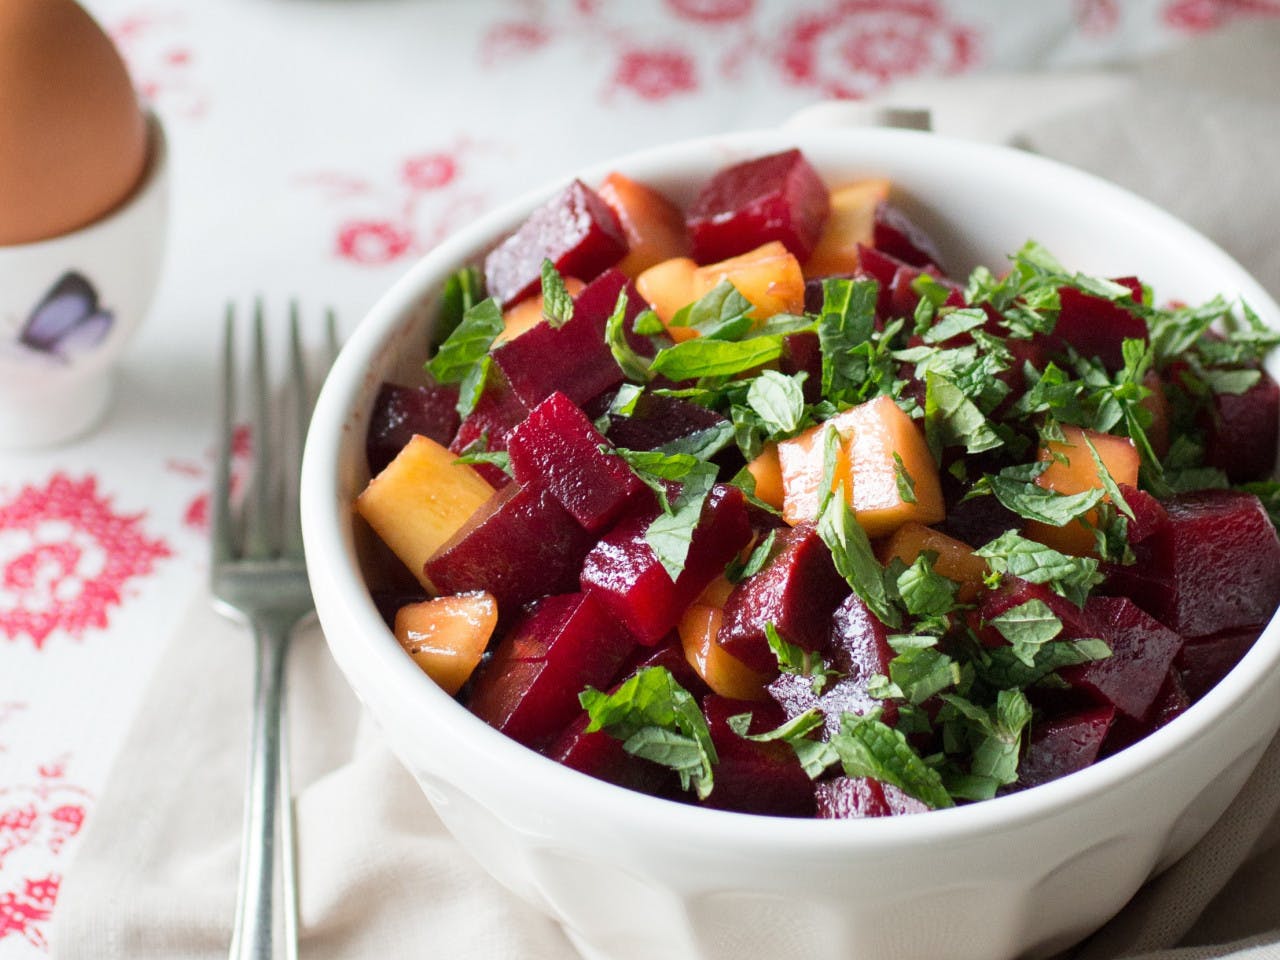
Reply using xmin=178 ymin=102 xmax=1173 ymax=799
xmin=0 ymin=874 xmax=59 ymax=949
xmin=0 ymin=474 xmax=170 ymax=649
xmin=611 ymin=47 xmax=700 ymax=101
xmin=108 ymin=11 xmax=210 ymax=120
xmin=665 ymin=0 xmax=756 ymax=23
xmin=778 ymin=0 xmax=979 ymax=99
xmin=1163 ymin=0 xmax=1280 ymax=30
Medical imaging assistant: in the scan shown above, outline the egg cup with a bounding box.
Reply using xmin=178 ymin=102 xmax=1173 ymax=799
xmin=0 ymin=108 xmax=169 ymax=450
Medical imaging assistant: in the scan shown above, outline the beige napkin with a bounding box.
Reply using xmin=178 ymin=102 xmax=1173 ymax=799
xmin=54 ymin=23 xmax=1280 ymax=960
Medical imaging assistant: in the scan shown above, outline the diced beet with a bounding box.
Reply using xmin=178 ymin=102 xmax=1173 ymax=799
xmin=1115 ymin=490 xmax=1280 ymax=638
xmin=815 ymin=776 xmax=888 ymax=819
xmin=687 ymin=149 xmax=829 ymax=264
xmin=1102 ymin=667 xmax=1190 ymax=755
xmin=467 ymin=592 xmax=635 ymax=749
xmin=1122 ymin=484 xmax=1169 ymax=545
xmin=768 ymin=594 xmax=894 ymax=738
xmin=506 ymin=392 xmax=647 ymax=533
xmin=424 ymin=482 xmax=595 ymax=610
xmin=580 ymin=484 xmax=752 ymax=644
xmin=573 ymin=267 xmax=659 ymax=358
xmin=700 ymin=696 xmax=815 ymax=817
xmin=1100 ymin=487 xmax=1171 ymax=607
xmin=483 ymin=179 xmax=627 ymax=308
xmin=1204 ymin=370 xmax=1279 ymax=483
xmin=873 ymin=200 xmax=944 ymax=269
xmin=1044 ymin=284 xmax=1148 ymax=372
xmin=781 ymin=331 xmax=823 ymax=404
xmin=1060 ymin=596 xmax=1184 ymax=721
xmin=366 ymin=380 xmax=461 ymax=476
xmin=619 ymin=635 xmax=711 ymax=700
xmin=937 ymin=482 xmax=1019 ymax=550
xmin=717 ymin=523 xmax=848 ymax=673
xmin=490 ymin=285 xmax=627 ymax=413
xmin=1016 ymin=706 xmax=1115 ymax=789
xmin=604 ymin=393 xmax=730 ymax=453
xmin=547 ymin=713 xmax=677 ymax=797
xmin=447 ymin=372 xmax=529 ymax=489
xmin=976 ymin=580 xmax=1094 ymax=648
xmin=881 ymin=783 xmax=930 ymax=816
xmin=1177 ymin=623 xmax=1264 ymax=701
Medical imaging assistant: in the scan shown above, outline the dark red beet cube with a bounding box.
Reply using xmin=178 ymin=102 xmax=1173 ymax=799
xmin=483 ymin=179 xmax=627 ymax=308
xmin=467 ymin=592 xmax=635 ymax=749
xmin=1177 ymin=623 xmax=1264 ymax=701
xmin=547 ymin=712 xmax=676 ymax=797
xmin=717 ymin=523 xmax=848 ymax=673
xmin=506 ymin=391 xmax=647 ymax=533
xmin=1061 ymin=596 xmax=1184 ymax=721
xmin=873 ymin=200 xmax=944 ymax=269
xmin=1119 ymin=490 xmax=1280 ymax=638
xmin=976 ymin=580 xmax=1093 ymax=648
xmin=604 ymin=393 xmax=730 ymax=453
xmin=699 ymin=696 xmax=815 ymax=817
xmin=618 ymin=635 xmax=711 ymax=700
xmin=447 ymin=371 xmax=529 ymax=489
xmin=1102 ymin=667 xmax=1190 ymax=755
xmin=815 ymin=776 xmax=888 ymax=819
xmin=781 ymin=331 xmax=824 ymax=404
xmin=1045 ymin=282 xmax=1148 ymax=372
xmin=366 ymin=380 xmax=461 ymax=476
xmin=424 ymin=482 xmax=595 ymax=610
xmin=881 ymin=783 xmax=930 ymax=816
xmin=687 ymin=149 xmax=829 ymax=264
xmin=1016 ymin=706 xmax=1115 ymax=789
xmin=580 ymin=483 xmax=752 ymax=644
xmin=1204 ymin=370 xmax=1279 ymax=483
xmin=572 ymin=267 xmax=659 ymax=358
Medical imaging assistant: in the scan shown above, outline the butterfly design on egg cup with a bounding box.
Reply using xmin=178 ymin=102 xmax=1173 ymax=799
xmin=10 ymin=271 xmax=114 ymax=363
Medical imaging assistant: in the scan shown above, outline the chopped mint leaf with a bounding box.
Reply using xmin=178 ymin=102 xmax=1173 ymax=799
xmin=1200 ymin=367 xmax=1262 ymax=396
xmin=924 ymin=372 xmax=1003 ymax=459
xmin=893 ymin=452 xmax=917 ymax=504
xmin=644 ymin=467 xmax=716 ymax=581
xmin=747 ymin=369 xmax=807 ymax=437
xmin=456 ymin=353 xmax=492 ymax=420
xmin=605 ymin=290 xmax=652 ymax=383
xmin=975 ymin=638 xmax=1111 ymax=689
xmin=435 ymin=265 xmax=485 ymax=347
xmin=649 ymin=335 xmax=785 ymax=381
xmin=922 ymin=307 xmax=987 ymax=345
xmin=766 ymin=623 xmax=838 ymax=694
xmin=540 ymin=259 xmax=574 ymax=327
xmin=670 ymin=279 xmax=754 ymax=341
xmin=987 ymin=598 xmax=1063 ymax=667
xmin=607 ymin=382 xmax=645 ymax=418
xmin=1080 ymin=434 xmax=1135 ymax=521
xmin=939 ymin=688 xmax=1031 ymax=788
xmin=654 ymin=421 xmax=736 ymax=461
xmin=888 ymin=647 xmax=961 ymax=704
xmin=727 ymin=530 xmax=778 ymax=584
xmin=831 ymin=710 xmax=954 ymax=809
xmin=974 ymin=530 xmax=1104 ymax=608
xmin=817 ymin=486 xmax=902 ymax=629
xmin=452 ymin=434 xmax=513 ymax=475
xmin=729 ymin=709 xmax=840 ymax=778
xmin=818 ymin=278 xmax=878 ymax=401
xmin=1240 ymin=480 xmax=1280 ymax=532
xmin=580 ymin=666 xmax=717 ymax=800
xmin=426 ymin=296 xmax=504 ymax=392
xmin=985 ymin=473 xmax=1105 ymax=526
xmin=896 ymin=555 xmax=957 ymax=618
xmin=632 ymin=308 xmax=665 ymax=336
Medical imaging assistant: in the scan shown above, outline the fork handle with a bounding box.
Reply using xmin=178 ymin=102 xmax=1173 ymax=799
xmin=229 ymin=615 xmax=298 ymax=960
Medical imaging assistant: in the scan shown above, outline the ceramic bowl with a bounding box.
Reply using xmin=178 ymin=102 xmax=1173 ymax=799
xmin=0 ymin=109 xmax=169 ymax=450
xmin=301 ymin=126 xmax=1280 ymax=960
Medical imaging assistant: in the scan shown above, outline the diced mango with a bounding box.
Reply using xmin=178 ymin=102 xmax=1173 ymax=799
xmin=355 ymin=434 xmax=496 ymax=590
xmin=1024 ymin=425 xmax=1140 ymax=556
xmin=694 ymin=573 xmax=735 ymax=609
xmin=691 ymin=241 xmax=805 ymax=322
xmin=678 ymin=600 xmax=770 ymax=701
xmin=598 ymin=172 xmax=691 ymax=278
xmin=804 ymin=179 xmax=891 ymax=278
xmin=495 ymin=276 xmax=586 ymax=344
xmin=879 ymin=522 xmax=988 ymax=602
xmin=394 ymin=591 xmax=498 ymax=695
xmin=1141 ymin=370 xmax=1171 ymax=460
xmin=746 ymin=443 xmax=785 ymax=510
xmin=635 ymin=256 xmax=699 ymax=342
xmin=777 ymin=397 xmax=943 ymax=536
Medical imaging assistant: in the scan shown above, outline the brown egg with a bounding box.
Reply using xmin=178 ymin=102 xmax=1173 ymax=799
xmin=0 ymin=0 xmax=149 ymax=246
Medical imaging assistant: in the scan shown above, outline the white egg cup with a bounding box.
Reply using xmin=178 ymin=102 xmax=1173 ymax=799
xmin=0 ymin=109 xmax=169 ymax=451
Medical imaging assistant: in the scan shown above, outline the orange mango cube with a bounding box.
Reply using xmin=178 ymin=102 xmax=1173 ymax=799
xmin=678 ymin=599 xmax=771 ymax=702
xmin=1025 ymin=425 xmax=1140 ymax=556
xmin=691 ymin=241 xmax=805 ymax=322
xmin=495 ymin=276 xmax=585 ymax=344
xmin=355 ymin=434 xmax=496 ymax=591
xmin=598 ymin=172 xmax=691 ymax=277
xmin=879 ymin=522 xmax=988 ymax=601
xmin=746 ymin=443 xmax=785 ymax=510
xmin=635 ymin=256 xmax=699 ymax=342
xmin=394 ymin=591 xmax=498 ymax=695
xmin=804 ymin=179 xmax=891 ymax=278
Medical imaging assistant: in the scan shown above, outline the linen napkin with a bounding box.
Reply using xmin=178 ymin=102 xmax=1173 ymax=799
xmin=53 ymin=23 xmax=1280 ymax=960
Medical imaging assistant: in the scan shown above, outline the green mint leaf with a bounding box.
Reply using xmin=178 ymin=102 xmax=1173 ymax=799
xmin=1239 ymin=480 xmax=1280 ymax=532
xmin=435 ymin=265 xmax=485 ymax=347
xmin=896 ymin=554 xmax=957 ymax=618
xmin=988 ymin=598 xmax=1063 ymax=667
xmin=818 ymin=278 xmax=878 ymax=401
xmin=1200 ymin=368 xmax=1262 ymax=396
xmin=746 ymin=369 xmax=807 ymax=436
xmin=456 ymin=354 xmax=492 ymax=420
xmin=975 ymin=638 xmax=1111 ymax=689
xmin=765 ymin=623 xmax=839 ymax=694
xmin=653 ymin=421 xmax=736 ymax=460
xmin=539 ymin=259 xmax=574 ymax=327
xmin=728 ymin=707 xmax=840 ymax=779
xmin=644 ymin=468 xmax=717 ymax=581
xmin=985 ymin=473 xmax=1105 ymax=526
xmin=649 ymin=335 xmax=784 ymax=381
xmin=831 ymin=710 xmax=954 ymax=810
xmin=922 ymin=307 xmax=987 ymax=345
xmin=605 ymin=290 xmax=653 ymax=383
xmin=888 ymin=647 xmax=961 ymax=704
xmin=632 ymin=308 xmax=665 ymax=336
xmin=580 ymin=666 xmax=717 ymax=800
xmin=893 ymin=452 xmax=917 ymax=504
xmin=727 ymin=530 xmax=778 ymax=584
xmin=426 ymin=296 xmax=504 ymax=387
xmin=606 ymin=382 xmax=645 ymax=419
xmin=924 ymin=371 xmax=1004 ymax=458
xmin=1080 ymin=433 xmax=1135 ymax=521
xmin=817 ymin=487 xmax=902 ymax=629
xmin=974 ymin=530 xmax=1104 ymax=608
xmin=452 ymin=434 xmax=513 ymax=475
xmin=670 ymin=279 xmax=755 ymax=340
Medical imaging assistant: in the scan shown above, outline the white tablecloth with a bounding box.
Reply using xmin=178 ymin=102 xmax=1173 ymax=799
xmin=1 ymin=0 xmax=1275 ymax=952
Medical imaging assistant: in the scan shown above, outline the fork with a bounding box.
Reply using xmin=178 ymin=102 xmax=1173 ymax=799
xmin=212 ymin=300 xmax=337 ymax=960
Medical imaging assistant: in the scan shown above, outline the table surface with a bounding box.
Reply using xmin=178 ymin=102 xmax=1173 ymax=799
xmin=0 ymin=0 xmax=1272 ymax=951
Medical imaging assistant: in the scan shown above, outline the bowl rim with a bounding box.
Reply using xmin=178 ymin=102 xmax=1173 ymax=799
xmin=302 ymin=125 xmax=1280 ymax=854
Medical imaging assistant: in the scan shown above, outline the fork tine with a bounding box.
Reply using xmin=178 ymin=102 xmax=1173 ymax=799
xmin=211 ymin=305 xmax=237 ymax=565
xmin=244 ymin=298 xmax=274 ymax=559
xmin=324 ymin=307 xmax=339 ymax=368
xmin=282 ymin=301 xmax=308 ymax=558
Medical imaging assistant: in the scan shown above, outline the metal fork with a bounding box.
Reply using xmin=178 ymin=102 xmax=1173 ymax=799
xmin=212 ymin=301 xmax=338 ymax=960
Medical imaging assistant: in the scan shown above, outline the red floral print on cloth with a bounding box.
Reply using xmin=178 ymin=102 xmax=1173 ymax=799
xmin=168 ymin=424 xmax=252 ymax=534
xmin=0 ymin=474 xmax=170 ymax=649
xmin=779 ymin=0 xmax=979 ymax=99
xmin=1163 ymin=0 xmax=1280 ymax=30
xmin=1074 ymin=0 xmax=1121 ymax=34
xmin=0 ymin=762 xmax=90 ymax=949
xmin=108 ymin=10 xmax=210 ymax=120
xmin=665 ymin=0 xmax=756 ymax=23
xmin=610 ymin=47 xmax=699 ymax=101
xmin=302 ymin=141 xmax=491 ymax=267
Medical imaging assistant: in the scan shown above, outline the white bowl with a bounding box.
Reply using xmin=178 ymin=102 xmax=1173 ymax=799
xmin=301 ymin=127 xmax=1280 ymax=960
